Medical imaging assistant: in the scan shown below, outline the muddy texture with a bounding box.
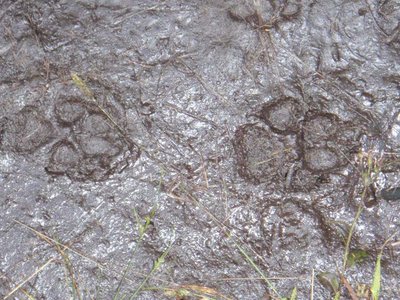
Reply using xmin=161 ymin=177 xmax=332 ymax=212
xmin=381 ymin=187 xmax=400 ymax=201
xmin=1 ymin=1 xmax=400 ymax=299
xmin=1 ymin=106 xmax=55 ymax=153
xmin=233 ymin=124 xmax=299 ymax=186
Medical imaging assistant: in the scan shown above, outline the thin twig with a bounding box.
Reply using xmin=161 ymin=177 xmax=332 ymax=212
xmin=4 ymin=258 xmax=55 ymax=300
xmin=13 ymin=219 xmax=173 ymax=286
xmin=55 ymin=242 xmax=82 ymax=300
xmin=340 ymin=274 xmax=359 ymax=300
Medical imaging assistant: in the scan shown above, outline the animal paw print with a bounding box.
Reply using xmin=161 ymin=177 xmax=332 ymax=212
xmin=234 ymin=98 xmax=363 ymax=186
xmin=0 ymin=93 xmax=140 ymax=181
xmin=46 ymin=96 xmax=140 ymax=181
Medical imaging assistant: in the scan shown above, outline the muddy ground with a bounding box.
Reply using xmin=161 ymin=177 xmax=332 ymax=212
xmin=1 ymin=0 xmax=400 ymax=299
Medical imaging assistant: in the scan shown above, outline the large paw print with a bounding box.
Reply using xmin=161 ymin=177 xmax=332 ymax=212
xmin=1 ymin=91 xmax=140 ymax=181
xmin=234 ymin=99 xmax=363 ymax=186
xmin=46 ymin=96 xmax=140 ymax=181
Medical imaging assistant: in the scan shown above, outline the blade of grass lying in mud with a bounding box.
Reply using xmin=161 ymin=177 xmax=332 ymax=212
xmin=371 ymin=231 xmax=398 ymax=300
xmin=127 ymin=242 xmax=174 ymax=300
xmin=21 ymin=289 xmax=36 ymax=300
xmin=113 ymin=207 xmax=157 ymax=300
xmin=55 ymin=240 xmax=82 ymax=300
xmin=148 ymin=284 xmax=232 ymax=300
xmin=232 ymin=240 xmax=281 ymax=299
xmin=342 ymin=203 xmax=364 ymax=270
xmin=4 ymin=258 xmax=55 ymax=300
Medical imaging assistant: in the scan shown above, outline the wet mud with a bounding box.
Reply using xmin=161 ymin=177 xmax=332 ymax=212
xmin=2 ymin=106 xmax=55 ymax=154
xmin=233 ymin=124 xmax=299 ymax=186
xmin=1 ymin=0 xmax=400 ymax=299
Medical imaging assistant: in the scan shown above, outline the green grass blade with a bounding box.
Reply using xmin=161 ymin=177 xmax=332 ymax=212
xmin=333 ymin=291 xmax=340 ymax=300
xmin=128 ymin=243 xmax=173 ymax=300
xmin=71 ymin=73 xmax=94 ymax=98
xmin=371 ymin=253 xmax=381 ymax=300
xmin=370 ymin=230 xmax=398 ymax=300
xmin=289 ymin=287 xmax=297 ymax=300
xmin=342 ymin=204 xmax=364 ymax=270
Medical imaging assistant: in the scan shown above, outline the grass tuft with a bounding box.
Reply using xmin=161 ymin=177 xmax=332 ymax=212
xmin=113 ymin=207 xmax=157 ymax=300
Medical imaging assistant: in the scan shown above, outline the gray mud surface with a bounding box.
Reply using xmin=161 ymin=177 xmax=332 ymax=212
xmin=1 ymin=1 xmax=400 ymax=299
